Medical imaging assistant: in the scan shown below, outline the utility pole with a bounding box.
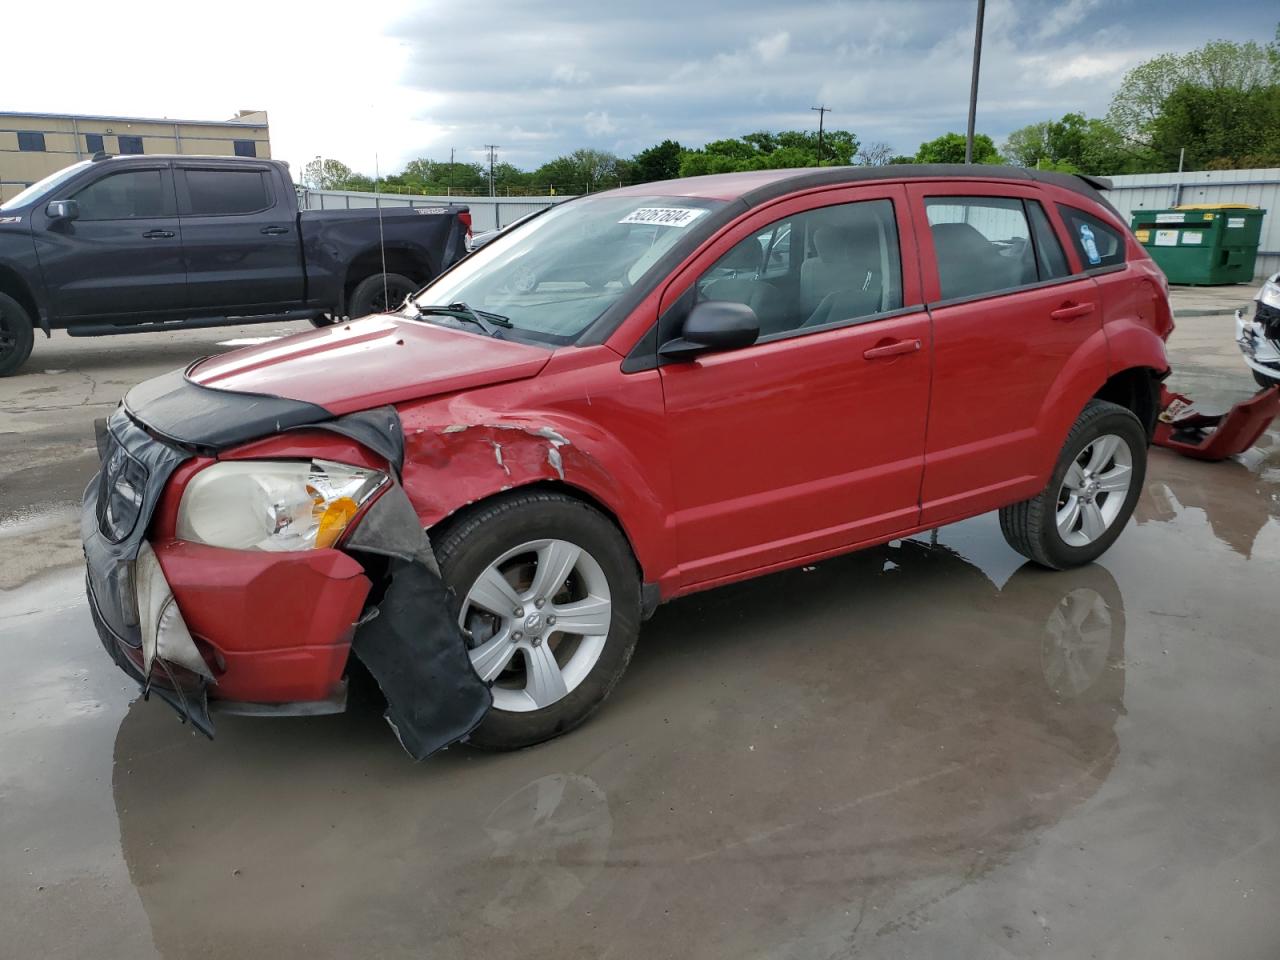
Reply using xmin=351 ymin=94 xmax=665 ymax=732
xmin=811 ymin=105 xmax=831 ymax=165
xmin=449 ymin=147 xmax=455 ymax=195
xmin=484 ymin=144 xmax=499 ymax=198
xmin=964 ymin=0 xmax=986 ymax=164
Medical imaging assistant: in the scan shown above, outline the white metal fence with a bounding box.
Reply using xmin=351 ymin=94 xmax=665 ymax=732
xmin=297 ymin=188 xmax=566 ymax=232
xmin=1103 ymin=168 xmax=1279 ymax=280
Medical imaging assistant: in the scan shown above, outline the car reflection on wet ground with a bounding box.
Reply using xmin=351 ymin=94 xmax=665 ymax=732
xmin=1 ymin=305 xmax=1279 ymax=959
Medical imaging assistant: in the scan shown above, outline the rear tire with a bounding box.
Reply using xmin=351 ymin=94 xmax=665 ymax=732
xmin=0 ymin=292 xmax=35 ymax=377
xmin=433 ymin=491 xmax=641 ymax=750
xmin=347 ymin=272 xmax=419 ymax=319
xmin=1000 ymin=400 xmax=1147 ymax=570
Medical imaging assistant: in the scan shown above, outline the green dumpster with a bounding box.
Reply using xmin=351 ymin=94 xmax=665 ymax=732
xmin=1129 ymin=204 xmax=1266 ymax=285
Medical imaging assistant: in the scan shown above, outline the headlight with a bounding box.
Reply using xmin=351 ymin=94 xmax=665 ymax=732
xmin=176 ymin=459 xmax=387 ymax=551
xmin=98 ymin=442 xmax=148 ymax=543
xmin=1258 ymin=273 xmax=1280 ymax=311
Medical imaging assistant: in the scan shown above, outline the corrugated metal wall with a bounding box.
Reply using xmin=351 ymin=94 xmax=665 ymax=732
xmin=1103 ymin=168 xmax=1279 ymax=279
xmin=297 ymin=188 xmax=565 ymax=232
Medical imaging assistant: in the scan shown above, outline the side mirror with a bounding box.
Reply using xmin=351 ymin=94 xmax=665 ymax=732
xmin=658 ymin=300 xmax=759 ymax=361
xmin=46 ymin=199 xmax=80 ymax=221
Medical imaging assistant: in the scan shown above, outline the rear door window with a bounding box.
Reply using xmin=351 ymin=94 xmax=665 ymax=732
xmin=73 ymin=169 xmax=174 ymax=220
xmin=181 ymin=169 xmax=271 ymax=216
xmin=1057 ymin=204 xmax=1125 ymax=269
xmin=925 ymin=197 xmax=1037 ymax=300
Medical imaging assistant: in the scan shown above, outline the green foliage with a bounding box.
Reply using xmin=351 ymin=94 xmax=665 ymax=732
xmin=676 ymin=129 xmax=859 ymax=177
xmin=532 ymin=148 xmax=628 ymax=193
xmin=1149 ymin=82 xmax=1280 ymax=169
xmin=632 ymin=139 xmax=683 ymax=183
xmin=1107 ymin=30 xmax=1280 ymax=169
xmin=1001 ymin=113 xmax=1134 ymax=174
xmin=913 ymin=132 xmax=1000 ymax=164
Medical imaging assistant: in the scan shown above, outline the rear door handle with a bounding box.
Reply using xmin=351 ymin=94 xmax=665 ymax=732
xmin=863 ymin=339 xmax=921 ymax=361
xmin=1050 ymin=302 xmax=1095 ymax=322
xmin=142 ymin=229 xmax=175 ymax=239
xmin=260 ymin=225 xmax=289 ymax=235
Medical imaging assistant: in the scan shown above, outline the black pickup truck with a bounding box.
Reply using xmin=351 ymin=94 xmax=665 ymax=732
xmin=0 ymin=155 xmax=471 ymax=375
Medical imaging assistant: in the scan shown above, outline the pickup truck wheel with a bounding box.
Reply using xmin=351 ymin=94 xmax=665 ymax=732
xmin=434 ymin=491 xmax=641 ymax=751
xmin=1000 ymin=400 xmax=1147 ymax=570
xmin=0 ymin=292 xmax=35 ymax=377
xmin=348 ymin=273 xmax=419 ymax=318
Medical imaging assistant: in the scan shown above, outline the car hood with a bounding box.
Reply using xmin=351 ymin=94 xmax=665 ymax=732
xmin=188 ymin=314 xmax=552 ymax=414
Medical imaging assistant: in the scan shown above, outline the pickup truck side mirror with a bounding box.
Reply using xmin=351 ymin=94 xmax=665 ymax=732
xmin=46 ymin=199 xmax=80 ymax=221
xmin=658 ymin=299 xmax=760 ymax=361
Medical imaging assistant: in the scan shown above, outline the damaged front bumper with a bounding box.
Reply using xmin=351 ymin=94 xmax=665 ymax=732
xmin=83 ymin=390 xmax=491 ymax=758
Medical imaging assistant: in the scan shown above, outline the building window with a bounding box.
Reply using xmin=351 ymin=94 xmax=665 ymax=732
xmin=233 ymin=139 xmax=257 ymax=158
xmin=85 ymin=133 xmax=105 ymax=154
xmin=17 ymin=131 xmax=46 ymax=152
xmin=117 ymin=135 xmax=144 ymax=155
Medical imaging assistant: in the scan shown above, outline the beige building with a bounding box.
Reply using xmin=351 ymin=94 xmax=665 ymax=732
xmin=0 ymin=109 xmax=271 ymax=201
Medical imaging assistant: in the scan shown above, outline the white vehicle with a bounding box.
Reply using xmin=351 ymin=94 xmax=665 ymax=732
xmin=1237 ymin=271 xmax=1280 ymax=389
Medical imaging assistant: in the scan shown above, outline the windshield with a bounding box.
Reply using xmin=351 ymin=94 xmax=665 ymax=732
xmin=0 ymin=161 xmax=92 ymax=211
xmin=414 ymin=194 xmax=725 ymax=342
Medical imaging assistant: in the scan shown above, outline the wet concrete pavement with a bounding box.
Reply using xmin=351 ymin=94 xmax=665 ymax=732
xmin=2 ymin=295 xmax=1278 ymax=958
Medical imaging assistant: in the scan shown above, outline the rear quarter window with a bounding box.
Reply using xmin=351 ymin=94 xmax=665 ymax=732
xmin=1057 ymin=204 xmax=1125 ymax=269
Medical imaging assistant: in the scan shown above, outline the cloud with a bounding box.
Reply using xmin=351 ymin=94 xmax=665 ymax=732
xmin=754 ymin=31 xmax=791 ymax=62
xmin=6 ymin=0 xmax=1277 ymax=176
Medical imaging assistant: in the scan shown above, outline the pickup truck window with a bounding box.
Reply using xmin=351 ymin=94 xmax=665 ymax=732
xmin=74 ymin=170 xmax=174 ymax=221
xmin=183 ymin=169 xmax=271 ymax=216
xmin=0 ymin=161 xmax=91 ymax=211
xmin=415 ymin=194 xmax=726 ymax=343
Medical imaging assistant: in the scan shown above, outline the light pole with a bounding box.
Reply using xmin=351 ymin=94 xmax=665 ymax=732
xmin=964 ymin=0 xmax=986 ymax=164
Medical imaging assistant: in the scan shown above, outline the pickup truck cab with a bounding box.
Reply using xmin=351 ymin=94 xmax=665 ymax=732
xmin=83 ymin=164 xmax=1174 ymax=756
xmin=0 ymin=155 xmax=470 ymax=374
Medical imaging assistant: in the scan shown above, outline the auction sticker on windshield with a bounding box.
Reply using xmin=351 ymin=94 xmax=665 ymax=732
xmin=619 ymin=207 xmax=707 ymax=227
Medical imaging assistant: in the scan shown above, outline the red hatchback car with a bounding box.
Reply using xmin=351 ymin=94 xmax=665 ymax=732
xmin=83 ymin=165 xmax=1173 ymax=755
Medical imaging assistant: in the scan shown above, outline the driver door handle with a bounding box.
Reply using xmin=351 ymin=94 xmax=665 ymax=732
xmin=260 ymin=225 xmax=289 ymax=235
xmin=142 ymin=229 xmax=175 ymax=239
xmin=863 ymin=339 xmax=921 ymax=361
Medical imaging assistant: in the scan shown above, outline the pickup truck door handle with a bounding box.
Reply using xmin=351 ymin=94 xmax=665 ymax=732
xmin=142 ymin=229 xmax=175 ymax=239
xmin=863 ymin=338 xmax=921 ymax=361
xmin=260 ymin=226 xmax=290 ymax=235
xmin=1050 ymin=301 xmax=1095 ymax=322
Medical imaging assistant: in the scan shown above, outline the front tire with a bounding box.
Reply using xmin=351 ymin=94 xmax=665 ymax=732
xmin=0 ymin=292 xmax=35 ymax=377
xmin=1000 ymin=400 xmax=1147 ymax=570
xmin=1253 ymin=369 xmax=1280 ymax=390
xmin=433 ymin=491 xmax=641 ymax=750
xmin=347 ymin=272 xmax=419 ymax=318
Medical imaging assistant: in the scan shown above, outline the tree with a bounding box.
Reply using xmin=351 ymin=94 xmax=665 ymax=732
xmin=533 ymin=148 xmax=624 ymax=192
xmin=914 ymin=132 xmax=1000 ymax=164
xmin=1108 ymin=33 xmax=1280 ymax=153
xmin=1001 ymin=113 xmax=1134 ymax=174
xmin=1149 ymin=82 xmax=1280 ymax=169
xmin=302 ymin=157 xmax=354 ymax=190
xmin=855 ymin=141 xmax=896 ymax=166
xmin=632 ymin=139 xmax=683 ymax=183
xmin=676 ymin=129 xmax=860 ymax=176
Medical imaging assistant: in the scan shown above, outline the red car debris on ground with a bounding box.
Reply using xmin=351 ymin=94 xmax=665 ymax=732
xmin=83 ymin=164 xmax=1178 ymax=756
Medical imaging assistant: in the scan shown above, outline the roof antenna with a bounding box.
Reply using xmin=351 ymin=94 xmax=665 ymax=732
xmin=375 ymin=152 xmax=389 ymax=312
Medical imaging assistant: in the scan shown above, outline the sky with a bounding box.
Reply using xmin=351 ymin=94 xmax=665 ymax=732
xmin=3 ymin=0 xmax=1276 ymax=177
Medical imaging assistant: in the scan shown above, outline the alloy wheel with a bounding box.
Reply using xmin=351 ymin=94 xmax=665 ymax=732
xmin=1055 ymin=434 xmax=1133 ymax=547
xmin=459 ymin=538 xmax=612 ymax=713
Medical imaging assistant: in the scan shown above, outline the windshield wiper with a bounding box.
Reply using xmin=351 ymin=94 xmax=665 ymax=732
xmin=412 ymin=301 xmax=512 ymax=336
